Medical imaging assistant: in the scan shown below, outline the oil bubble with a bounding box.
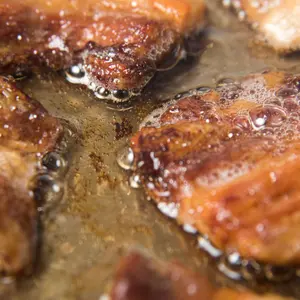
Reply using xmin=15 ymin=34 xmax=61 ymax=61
xmin=217 ymin=78 xmax=236 ymax=87
xmin=156 ymin=44 xmax=184 ymax=72
xmin=117 ymin=147 xmax=134 ymax=171
xmin=196 ymin=87 xmax=212 ymax=95
xmin=42 ymin=152 xmax=66 ymax=172
xmin=34 ymin=173 xmax=64 ymax=209
xmin=129 ymin=174 xmax=141 ymax=189
xmin=198 ymin=236 xmax=222 ymax=258
xmin=112 ymin=90 xmax=130 ymax=101
xmin=249 ymin=105 xmax=286 ymax=129
xmin=275 ymin=88 xmax=298 ymax=98
xmin=241 ymin=259 xmax=263 ymax=281
xmin=65 ymin=65 xmax=87 ymax=84
xmin=183 ymin=224 xmax=197 ymax=234
xmin=95 ymin=87 xmax=110 ymax=99
xmin=218 ymin=259 xmax=242 ymax=280
xmin=157 ymin=202 xmax=179 ymax=219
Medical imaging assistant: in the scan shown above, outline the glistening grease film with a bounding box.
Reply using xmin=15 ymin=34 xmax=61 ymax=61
xmin=7 ymin=1 xmax=300 ymax=299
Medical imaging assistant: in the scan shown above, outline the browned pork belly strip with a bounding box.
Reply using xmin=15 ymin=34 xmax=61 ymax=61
xmin=224 ymin=0 xmax=300 ymax=53
xmin=0 ymin=0 xmax=206 ymax=101
xmin=0 ymin=76 xmax=62 ymax=275
xmin=130 ymin=71 xmax=300 ymax=270
xmin=109 ymin=252 xmax=293 ymax=300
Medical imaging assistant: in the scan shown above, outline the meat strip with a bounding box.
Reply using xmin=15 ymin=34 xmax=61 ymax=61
xmin=0 ymin=76 xmax=62 ymax=275
xmin=130 ymin=71 xmax=300 ymax=267
xmin=0 ymin=0 xmax=206 ymax=101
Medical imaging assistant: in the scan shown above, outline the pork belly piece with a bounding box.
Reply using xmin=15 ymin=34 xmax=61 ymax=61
xmin=224 ymin=0 xmax=300 ymax=53
xmin=130 ymin=71 xmax=300 ymax=266
xmin=0 ymin=0 xmax=206 ymax=102
xmin=109 ymin=252 xmax=292 ymax=300
xmin=0 ymin=76 xmax=62 ymax=275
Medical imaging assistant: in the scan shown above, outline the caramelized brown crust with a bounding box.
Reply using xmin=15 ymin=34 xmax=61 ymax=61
xmin=131 ymin=71 xmax=300 ymax=266
xmin=0 ymin=77 xmax=62 ymax=153
xmin=225 ymin=0 xmax=300 ymax=53
xmin=0 ymin=0 xmax=206 ymax=101
xmin=110 ymin=252 xmax=292 ymax=300
xmin=0 ymin=77 xmax=62 ymax=275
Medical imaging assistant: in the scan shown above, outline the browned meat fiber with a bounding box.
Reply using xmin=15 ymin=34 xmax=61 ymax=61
xmin=131 ymin=71 xmax=300 ymax=266
xmin=109 ymin=252 xmax=293 ymax=300
xmin=0 ymin=76 xmax=62 ymax=275
xmin=0 ymin=0 xmax=206 ymax=102
xmin=224 ymin=0 xmax=300 ymax=53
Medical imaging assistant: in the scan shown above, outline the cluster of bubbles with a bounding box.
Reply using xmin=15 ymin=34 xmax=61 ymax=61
xmin=122 ymin=75 xmax=300 ymax=180
xmin=65 ymin=64 xmax=137 ymax=103
xmin=218 ymin=76 xmax=300 ymax=145
xmin=141 ymin=76 xmax=300 ymax=143
xmin=64 ymin=31 xmax=203 ymax=103
xmin=34 ymin=122 xmax=75 ymax=215
xmin=198 ymin=235 xmax=298 ymax=282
